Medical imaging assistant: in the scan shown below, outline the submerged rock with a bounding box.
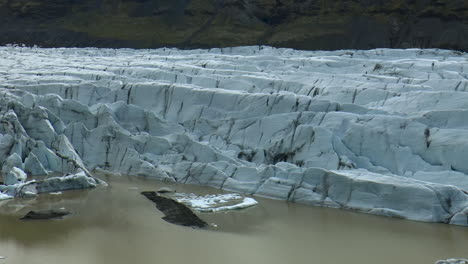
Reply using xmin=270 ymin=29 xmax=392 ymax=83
xmin=157 ymin=187 xmax=175 ymax=194
xmin=141 ymin=191 xmax=207 ymax=228
xmin=20 ymin=210 xmax=70 ymax=220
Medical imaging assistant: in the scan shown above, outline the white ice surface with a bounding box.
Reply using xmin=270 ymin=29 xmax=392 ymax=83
xmin=0 ymin=46 xmax=467 ymax=225
xmin=436 ymin=259 xmax=468 ymax=264
xmin=0 ymin=170 xmax=105 ymax=198
xmin=0 ymin=193 xmax=12 ymax=201
xmin=170 ymin=193 xmax=258 ymax=212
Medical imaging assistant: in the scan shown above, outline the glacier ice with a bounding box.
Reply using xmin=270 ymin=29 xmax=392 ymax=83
xmin=436 ymin=259 xmax=468 ymax=264
xmin=0 ymin=46 xmax=467 ymax=225
xmin=0 ymin=170 xmax=105 ymax=199
xmin=4 ymin=167 xmax=26 ymax=185
xmin=169 ymin=193 xmax=258 ymax=213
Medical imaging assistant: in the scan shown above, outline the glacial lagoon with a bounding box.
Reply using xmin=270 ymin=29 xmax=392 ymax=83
xmin=0 ymin=175 xmax=466 ymax=264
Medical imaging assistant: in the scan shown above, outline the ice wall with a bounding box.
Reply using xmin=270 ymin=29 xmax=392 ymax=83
xmin=0 ymin=46 xmax=467 ymax=225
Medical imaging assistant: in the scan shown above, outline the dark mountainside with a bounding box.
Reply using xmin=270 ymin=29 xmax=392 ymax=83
xmin=0 ymin=0 xmax=467 ymax=51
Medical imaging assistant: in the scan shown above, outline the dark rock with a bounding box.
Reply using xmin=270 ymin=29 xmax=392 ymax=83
xmin=0 ymin=0 xmax=467 ymax=51
xmin=141 ymin=191 xmax=207 ymax=228
xmin=157 ymin=187 xmax=175 ymax=194
xmin=20 ymin=210 xmax=70 ymax=220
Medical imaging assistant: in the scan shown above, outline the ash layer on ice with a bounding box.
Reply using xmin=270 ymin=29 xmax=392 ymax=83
xmin=0 ymin=46 xmax=467 ymax=226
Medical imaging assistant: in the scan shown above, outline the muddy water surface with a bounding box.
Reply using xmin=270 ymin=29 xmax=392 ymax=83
xmin=0 ymin=174 xmax=466 ymax=264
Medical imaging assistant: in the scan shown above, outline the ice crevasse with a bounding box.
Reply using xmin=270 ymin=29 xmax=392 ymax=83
xmin=0 ymin=46 xmax=467 ymax=226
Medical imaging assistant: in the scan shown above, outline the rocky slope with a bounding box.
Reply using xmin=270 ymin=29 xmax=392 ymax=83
xmin=0 ymin=46 xmax=467 ymax=225
xmin=0 ymin=0 xmax=467 ymax=50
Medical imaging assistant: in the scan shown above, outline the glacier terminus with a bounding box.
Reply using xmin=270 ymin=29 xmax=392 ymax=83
xmin=0 ymin=45 xmax=467 ymax=226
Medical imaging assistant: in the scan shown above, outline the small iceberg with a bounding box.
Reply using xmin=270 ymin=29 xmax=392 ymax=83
xmin=168 ymin=193 xmax=258 ymax=213
xmin=0 ymin=170 xmax=106 ymax=199
xmin=436 ymin=259 xmax=468 ymax=264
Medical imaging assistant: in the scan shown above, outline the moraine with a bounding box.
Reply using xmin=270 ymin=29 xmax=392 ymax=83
xmin=0 ymin=46 xmax=467 ymax=226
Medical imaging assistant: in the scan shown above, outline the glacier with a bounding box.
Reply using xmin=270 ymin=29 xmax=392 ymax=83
xmin=0 ymin=45 xmax=467 ymax=226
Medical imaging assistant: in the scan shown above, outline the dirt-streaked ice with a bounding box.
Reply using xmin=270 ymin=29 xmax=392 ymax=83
xmin=0 ymin=46 xmax=467 ymax=225
xmin=0 ymin=170 xmax=105 ymax=199
xmin=170 ymin=193 xmax=258 ymax=212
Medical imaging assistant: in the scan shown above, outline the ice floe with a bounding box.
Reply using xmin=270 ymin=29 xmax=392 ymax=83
xmin=436 ymin=259 xmax=468 ymax=264
xmin=169 ymin=193 xmax=258 ymax=212
xmin=0 ymin=170 xmax=106 ymax=199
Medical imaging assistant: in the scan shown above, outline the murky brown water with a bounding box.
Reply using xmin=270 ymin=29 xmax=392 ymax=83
xmin=0 ymin=174 xmax=466 ymax=264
